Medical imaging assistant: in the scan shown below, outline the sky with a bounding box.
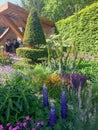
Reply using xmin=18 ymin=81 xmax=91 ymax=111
xmin=0 ymin=0 xmax=20 ymax=5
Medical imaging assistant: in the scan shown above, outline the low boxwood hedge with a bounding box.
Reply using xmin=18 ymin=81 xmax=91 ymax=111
xmin=16 ymin=47 xmax=48 ymax=61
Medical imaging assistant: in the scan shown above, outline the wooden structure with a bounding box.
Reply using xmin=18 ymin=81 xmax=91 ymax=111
xmin=0 ymin=2 xmax=55 ymax=45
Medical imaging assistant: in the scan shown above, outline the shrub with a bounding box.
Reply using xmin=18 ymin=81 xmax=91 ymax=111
xmin=16 ymin=47 xmax=48 ymax=62
xmin=23 ymin=7 xmax=46 ymax=47
xmin=56 ymin=2 xmax=98 ymax=56
xmin=0 ymin=69 xmax=42 ymax=126
xmin=12 ymin=58 xmax=34 ymax=69
xmin=31 ymin=65 xmax=49 ymax=91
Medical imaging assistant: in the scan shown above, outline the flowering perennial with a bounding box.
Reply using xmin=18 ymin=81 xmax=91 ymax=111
xmin=49 ymin=104 xmax=56 ymax=129
xmin=42 ymin=84 xmax=49 ymax=107
xmin=61 ymin=91 xmax=67 ymax=119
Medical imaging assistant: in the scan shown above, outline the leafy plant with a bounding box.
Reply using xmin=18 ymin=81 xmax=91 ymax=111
xmin=0 ymin=70 xmax=41 ymax=126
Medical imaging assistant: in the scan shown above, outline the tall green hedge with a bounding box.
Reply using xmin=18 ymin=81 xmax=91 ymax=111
xmin=23 ymin=8 xmax=46 ymax=47
xmin=56 ymin=2 xmax=98 ymax=56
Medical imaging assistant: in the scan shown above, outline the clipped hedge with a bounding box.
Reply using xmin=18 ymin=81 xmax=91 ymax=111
xmin=56 ymin=2 xmax=98 ymax=56
xmin=16 ymin=47 xmax=48 ymax=61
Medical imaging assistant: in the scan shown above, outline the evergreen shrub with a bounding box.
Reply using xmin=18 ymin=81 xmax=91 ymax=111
xmin=23 ymin=7 xmax=46 ymax=47
xmin=16 ymin=47 xmax=48 ymax=61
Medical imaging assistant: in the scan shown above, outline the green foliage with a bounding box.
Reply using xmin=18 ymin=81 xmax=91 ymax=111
xmin=20 ymin=0 xmax=45 ymax=15
xmin=21 ymin=0 xmax=96 ymax=22
xmin=42 ymin=0 xmax=66 ymax=21
xmin=23 ymin=7 xmax=46 ymax=47
xmin=0 ymin=65 xmax=97 ymax=129
xmin=12 ymin=58 xmax=34 ymax=69
xmin=56 ymin=2 xmax=98 ymax=55
xmin=0 ymin=70 xmax=40 ymax=125
xmin=31 ymin=64 xmax=50 ymax=91
xmin=46 ymin=35 xmax=81 ymax=74
xmin=77 ymin=60 xmax=98 ymax=81
xmin=62 ymin=84 xmax=97 ymax=130
xmin=16 ymin=47 xmax=47 ymax=62
xmin=0 ymin=54 xmax=12 ymax=65
xmin=43 ymin=0 xmax=96 ymax=21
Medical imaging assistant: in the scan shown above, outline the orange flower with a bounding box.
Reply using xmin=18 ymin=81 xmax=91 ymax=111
xmin=44 ymin=73 xmax=62 ymax=87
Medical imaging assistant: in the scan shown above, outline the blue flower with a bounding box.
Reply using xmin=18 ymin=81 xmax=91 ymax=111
xmin=42 ymin=84 xmax=49 ymax=107
xmin=49 ymin=104 xmax=56 ymax=128
xmin=61 ymin=91 xmax=67 ymax=119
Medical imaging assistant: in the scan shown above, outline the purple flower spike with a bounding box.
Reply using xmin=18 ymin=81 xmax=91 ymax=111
xmin=49 ymin=104 xmax=56 ymax=128
xmin=71 ymin=73 xmax=80 ymax=89
xmin=80 ymin=74 xmax=87 ymax=88
xmin=42 ymin=84 xmax=49 ymax=107
xmin=61 ymin=91 xmax=67 ymax=119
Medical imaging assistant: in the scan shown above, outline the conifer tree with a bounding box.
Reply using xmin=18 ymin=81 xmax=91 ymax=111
xmin=23 ymin=8 xmax=46 ymax=47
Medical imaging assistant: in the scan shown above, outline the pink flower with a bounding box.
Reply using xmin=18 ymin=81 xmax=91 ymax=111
xmin=36 ymin=121 xmax=44 ymax=126
xmin=12 ymin=126 xmax=19 ymax=130
xmin=36 ymin=122 xmax=40 ymax=126
xmin=26 ymin=115 xmax=30 ymax=121
xmin=0 ymin=124 xmax=4 ymax=130
xmin=16 ymin=122 xmax=22 ymax=126
xmin=8 ymin=126 xmax=13 ymax=130
xmin=40 ymin=121 xmax=44 ymax=126
xmin=32 ymin=128 xmax=36 ymax=130
xmin=7 ymin=123 xmax=11 ymax=127
xmin=23 ymin=122 xmax=27 ymax=127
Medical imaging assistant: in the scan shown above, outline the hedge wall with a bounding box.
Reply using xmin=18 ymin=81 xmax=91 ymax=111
xmin=56 ymin=2 xmax=98 ymax=56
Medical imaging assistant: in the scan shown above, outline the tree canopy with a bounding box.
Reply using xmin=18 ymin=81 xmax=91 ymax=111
xmin=20 ymin=0 xmax=97 ymax=21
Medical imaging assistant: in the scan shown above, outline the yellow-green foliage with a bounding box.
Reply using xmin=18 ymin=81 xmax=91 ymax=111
xmin=56 ymin=2 xmax=98 ymax=55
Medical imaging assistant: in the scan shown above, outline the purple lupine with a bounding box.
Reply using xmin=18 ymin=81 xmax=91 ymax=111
xmin=71 ymin=73 xmax=87 ymax=89
xmin=80 ymin=74 xmax=87 ymax=88
xmin=71 ymin=73 xmax=80 ymax=89
xmin=61 ymin=73 xmax=87 ymax=89
xmin=61 ymin=91 xmax=67 ymax=119
xmin=49 ymin=104 xmax=56 ymax=128
xmin=42 ymin=84 xmax=49 ymax=107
